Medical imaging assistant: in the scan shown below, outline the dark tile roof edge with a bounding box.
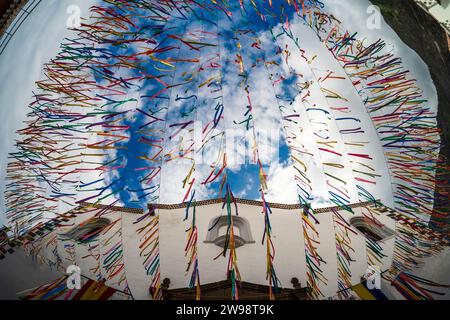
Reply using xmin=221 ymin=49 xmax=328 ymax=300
xmin=149 ymin=198 xmax=384 ymax=212
xmin=77 ymin=202 xmax=145 ymax=214
xmin=78 ymin=198 xmax=386 ymax=215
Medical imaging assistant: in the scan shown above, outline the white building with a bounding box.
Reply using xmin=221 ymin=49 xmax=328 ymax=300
xmin=0 ymin=199 xmax=402 ymax=300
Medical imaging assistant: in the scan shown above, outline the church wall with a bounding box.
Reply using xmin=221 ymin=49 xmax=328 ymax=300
xmin=39 ymin=202 xmax=397 ymax=299
xmin=159 ymin=202 xmax=396 ymax=297
xmin=122 ymin=212 xmax=153 ymax=300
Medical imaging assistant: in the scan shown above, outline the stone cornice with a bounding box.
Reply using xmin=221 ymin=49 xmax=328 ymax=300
xmin=78 ymin=198 xmax=387 ymax=215
xmin=148 ymin=198 xmax=382 ymax=212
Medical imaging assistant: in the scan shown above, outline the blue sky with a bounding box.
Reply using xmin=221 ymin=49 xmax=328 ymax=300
xmin=93 ymin=0 xmax=302 ymax=208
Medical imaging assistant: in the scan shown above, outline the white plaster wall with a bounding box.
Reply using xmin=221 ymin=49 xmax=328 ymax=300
xmin=20 ymin=202 xmax=397 ymax=299
xmin=334 ymin=207 xmax=369 ymax=285
xmin=313 ymin=209 xmax=339 ymax=298
xmin=121 ymin=212 xmax=153 ymax=300
xmin=159 ymin=203 xmax=396 ymax=298
xmin=159 ymin=203 xmax=307 ymax=289
xmin=0 ymin=247 xmax=64 ymax=299
xmin=269 ymin=208 xmax=307 ymax=289
xmin=55 ymin=209 xmax=127 ymax=292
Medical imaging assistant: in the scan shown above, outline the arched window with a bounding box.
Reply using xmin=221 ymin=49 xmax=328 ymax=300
xmin=349 ymin=217 xmax=395 ymax=242
xmin=63 ymin=217 xmax=111 ymax=243
xmin=205 ymin=216 xmax=254 ymax=248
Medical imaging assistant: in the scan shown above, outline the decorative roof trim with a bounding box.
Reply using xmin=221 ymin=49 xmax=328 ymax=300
xmin=77 ymin=199 xmax=386 ymax=215
xmin=148 ymin=198 xmax=382 ymax=212
xmin=77 ymin=202 xmax=144 ymax=215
